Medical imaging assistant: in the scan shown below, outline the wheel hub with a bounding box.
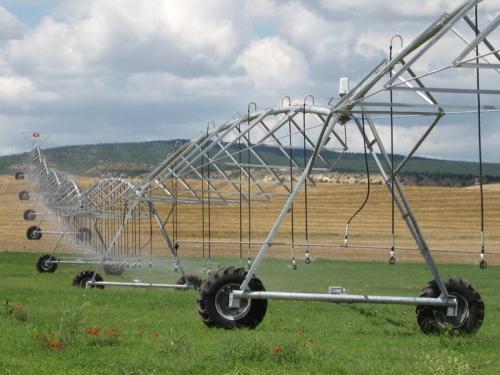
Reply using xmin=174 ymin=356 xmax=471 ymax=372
xmin=215 ymin=283 xmax=251 ymax=321
xmin=434 ymin=294 xmax=470 ymax=328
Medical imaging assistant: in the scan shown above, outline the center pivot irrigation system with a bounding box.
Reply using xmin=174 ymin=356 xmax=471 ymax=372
xmin=19 ymin=145 xmax=202 ymax=289
xmin=13 ymin=0 xmax=500 ymax=334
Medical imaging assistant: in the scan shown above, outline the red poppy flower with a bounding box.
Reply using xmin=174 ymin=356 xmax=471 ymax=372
xmin=49 ymin=340 xmax=62 ymax=351
xmin=91 ymin=327 xmax=100 ymax=337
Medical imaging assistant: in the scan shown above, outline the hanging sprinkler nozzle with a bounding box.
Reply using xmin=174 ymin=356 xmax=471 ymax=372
xmin=343 ymin=224 xmax=350 ymax=247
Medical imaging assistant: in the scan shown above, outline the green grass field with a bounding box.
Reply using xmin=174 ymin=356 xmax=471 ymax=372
xmin=1 ymin=252 xmax=499 ymax=374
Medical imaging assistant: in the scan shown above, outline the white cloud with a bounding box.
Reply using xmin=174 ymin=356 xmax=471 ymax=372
xmin=277 ymin=2 xmax=354 ymax=64
xmin=0 ymin=6 xmax=25 ymax=41
xmin=0 ymin=0 xmax=499 ymax=163
xmin=123 ymin=72 xmax=248 ymax=103
xmin=6 ymin=18 xmax=91 ymax=76
xmin=0 ymin=75 xmax=58 ymax=103
xmin=319 ymin=0 xmax=494 ymax=18
xmin=243 ymin=0 xmax=279 ymax=21
xmin=4 ymin=0 xmax=244 ymax=77
xmin=236 ymin=36 xmax=310 ymax=94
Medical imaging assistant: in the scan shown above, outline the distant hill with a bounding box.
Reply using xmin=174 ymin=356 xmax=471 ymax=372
xmin=0 ymin=140 xmax=190 ymax=177
xmin=1 ymin=139 xmax=500 ymax=186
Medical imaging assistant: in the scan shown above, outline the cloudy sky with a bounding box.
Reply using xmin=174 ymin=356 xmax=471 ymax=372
xmin=1 ymin=0 xmax=499 ymax=162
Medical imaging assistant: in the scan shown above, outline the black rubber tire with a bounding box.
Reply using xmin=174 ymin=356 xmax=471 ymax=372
xmin=416 ymin=277 xmax=484 ymax=335
xmin=19 ymin=191 xmax=30 ymax=201
xmin=479 ymin=259 xmax=487 ymax=269
xmin=36 ymin=254 xmax=58 ymax=273
xmin=23 ymin=209 xmax=36 ymax=221
xmin=389 ymin=256 xmax=396 ymax=265
xmin=15 ymin=172 xmax=24 ymax=180
xmin=76 ymin=228 xmax=92 ymax=243
xmin=177 ymin=274 xmax=203 ymax=290
xmin=26 ymin=226 xmax=42 ymax=240
xmin=103 ymin=262 xmax=125 ymax=276
xmin=72 ymin=270 xmax=104 ymax=289
xmin=198 ymin=267 xmax=267 ymax=329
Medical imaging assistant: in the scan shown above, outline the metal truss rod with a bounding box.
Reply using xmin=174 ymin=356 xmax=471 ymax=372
xmin=240 ymin=113 xmax=338 ymax=291
xmin=357 ymin=115 xmax=449 ymax=297
xmin=454 ymin=14 xmax=500 ymax=65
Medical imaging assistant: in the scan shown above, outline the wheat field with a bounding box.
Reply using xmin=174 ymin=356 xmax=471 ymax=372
xmin=1 ymin=174 xmax=500 ymax=265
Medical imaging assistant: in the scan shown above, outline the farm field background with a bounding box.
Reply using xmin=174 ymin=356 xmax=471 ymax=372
xmin=2 ymin=174 xmax=500 ymax=373
xmin=2 ymin=174 xmax=500 ymax=265
xmin=1 ymin=252 xmax=499 ymax=374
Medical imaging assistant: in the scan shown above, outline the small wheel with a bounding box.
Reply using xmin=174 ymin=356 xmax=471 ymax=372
xmin=23 ymin=209 xmax=37 ymax=221
xmin=389 ymin=256 xmax=396 ymax=265
xmin=177 ymin=274 xmax=203 ymax=290
xmin=19 ymin=191 xmax=30 ymax=201
xmin=198 ymin=267 xmax=267 ymax=329
xmin=305 ymin=256 xmax=311 ymax=264
xmin=416 ymin=277 xmax=484 ymax=335
xmin=72 ymin=270 xmax=104 ymax=289
xmin=103 ymin=262 xmax=125 ymax=276
xmin=26 ymin=226 xmax=42 ymax=240
xmin=76 ymin=228 xmax=92 ymax=243
xmin=291 ymin=262 xmax=298 ymax=270
xmin=36 ymin=254 xmax=58 ymax=273
xmin=15 ymin=172 xmax=24 ymax=180
xmin=479 ymin=259 xmax=487 ymax=270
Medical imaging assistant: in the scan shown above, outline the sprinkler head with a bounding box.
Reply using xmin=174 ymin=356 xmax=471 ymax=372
xmin=479 ymin=259 xmax=487 ymax=269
